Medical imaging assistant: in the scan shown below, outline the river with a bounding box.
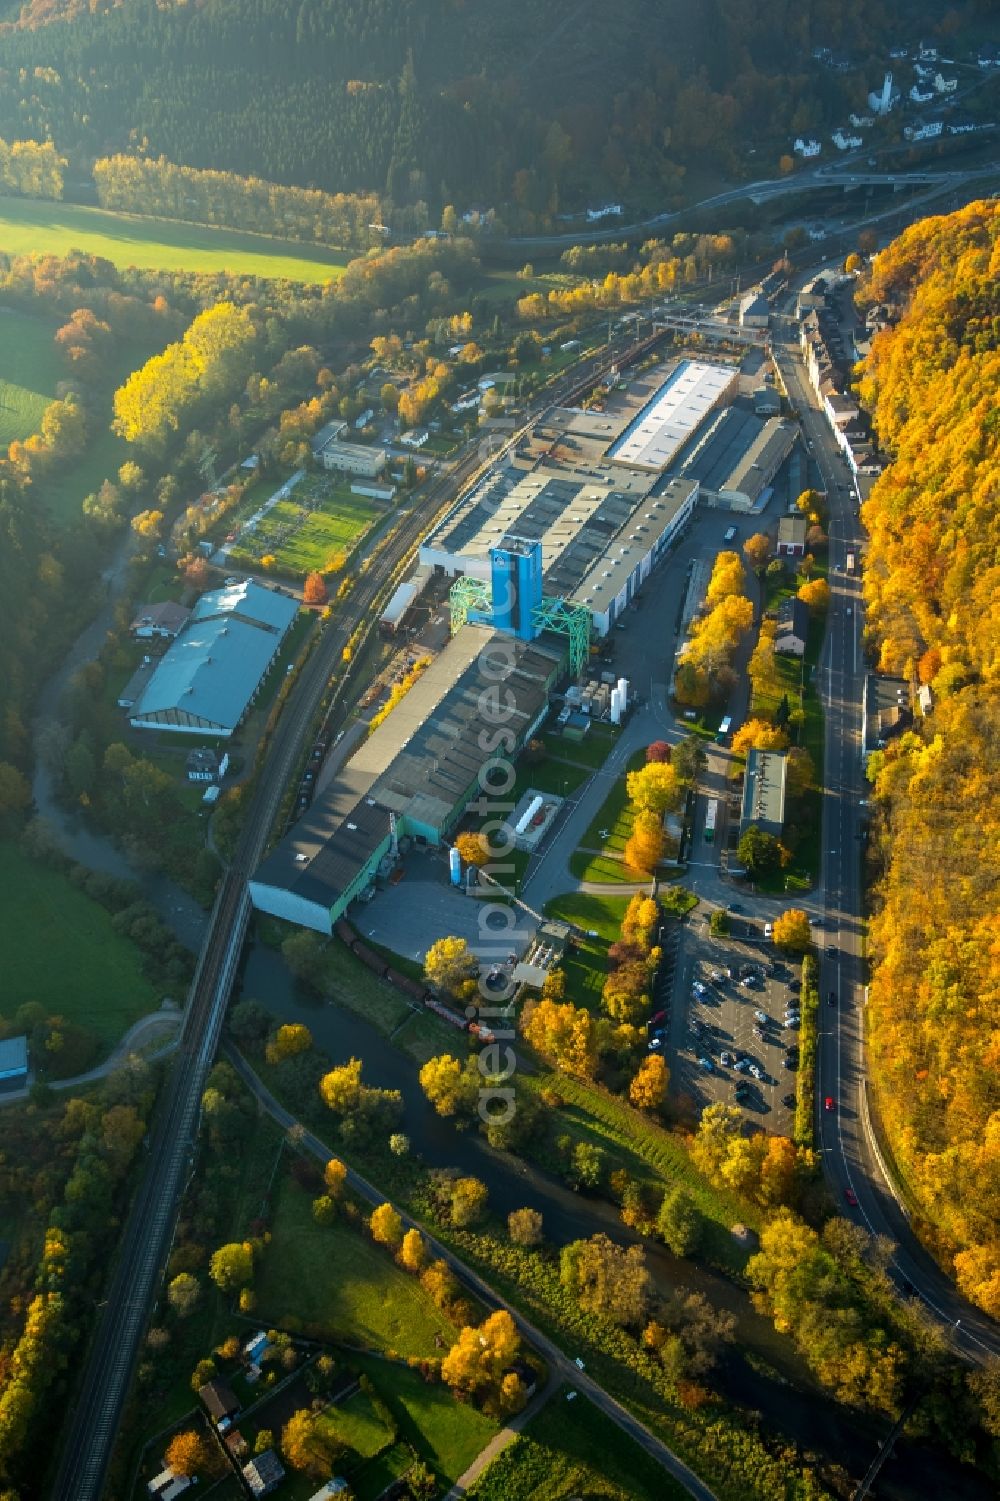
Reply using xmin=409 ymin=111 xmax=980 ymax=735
xmin=29 ymin=529 xmax=208 ymax=951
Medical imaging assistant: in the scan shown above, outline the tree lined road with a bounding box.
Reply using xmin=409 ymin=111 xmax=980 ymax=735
xmin=773 ymin=326 xmax=1000 ymax=1364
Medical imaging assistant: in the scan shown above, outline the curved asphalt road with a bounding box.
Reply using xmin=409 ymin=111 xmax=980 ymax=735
xmin=773 ymin=323 xmax=1000 ymax=1364
xmin=224 ymin=1045 xmax=718 ymax=1501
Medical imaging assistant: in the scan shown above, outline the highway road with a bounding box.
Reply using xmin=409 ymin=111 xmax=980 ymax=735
xmin=772 ymin=323 xmax=1000 ymax=1365
xmin=48 ymin=327 xmax=673 ymax=1501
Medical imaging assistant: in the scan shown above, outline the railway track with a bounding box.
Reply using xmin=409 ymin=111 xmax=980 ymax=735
xmin=51 ymin=333 xmax=659 ymax=1499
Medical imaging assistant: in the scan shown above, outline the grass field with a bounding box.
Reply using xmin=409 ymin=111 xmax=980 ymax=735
xmin=355 ymin=1355 xmax=499 ymax=1484
xmin=315 ymin=1386 xmax=395 ymax=1461
xmin=0 ymin=195 xmax=350 ymax=282
xmin=470 ymin=1387 xmax=689 ymax=1501
xmin=0 ymin=841 xmax=159 ymax=1052
xmin=0 ymin=308 xmax=60 ymax=449
xmin=255 ymin=1179 xmax=456 ymax=1357
xmin=228 ymin=484 xmax=377 ymax=576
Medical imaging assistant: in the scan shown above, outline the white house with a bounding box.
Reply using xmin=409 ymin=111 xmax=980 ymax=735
xmin=793 ymin=137 xmax=822 ymax=158
xmin=933 ymin=72 xmax=958 ymax=93
xmin=909 ymin=84 xmax=935 ymax=103
xmin=904 ymin=119 xmax=943 ymax=141
xmin=831 ymin=128 xmax=863 ymax=150
xmin=849 ymin=112 xmax=875 ymax=127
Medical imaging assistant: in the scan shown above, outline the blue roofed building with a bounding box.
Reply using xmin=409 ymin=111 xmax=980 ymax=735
xmin=0 ymin=1036 xmax=28 ymax=1094
xmin=128 ymin=580 xmax=299 ymax=737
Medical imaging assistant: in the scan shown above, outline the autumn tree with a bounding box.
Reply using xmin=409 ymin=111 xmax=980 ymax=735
xmin=508 ymin=1207 xmax=544 ymax=1247
xmin=626 ymin=761 xmax=683 ymax=815
xmin=208 ymin=1241 xmax=253 ymax=1292
xmin=167 ymin=1273 xmax=200 ymax=1318
xmin=323 ymin=1157 xmax=347 ymax=1198
xmin=265 ymin=1023 xmax=313 ymax=1065
xmin=449 ymin=1176 xmax=489 ymax=1228
xmin=398 ymin=1228 xmax=427 ymax=1272
xmin=623 ymin=808 xmax=665 ymax=876
xmin=418 ymin=1053 xmax=479 ymax=1118
xmin=798 ymin=576 xmax=830 ymax=612
xmin=732 ymin=719 xmax=790 ymax=756
xmin=442 ymin=1311 xmax=520 ymax=1398
xmin=454 ymin=831 xmax=489 ymax=866
xmin=743 ymin=532 xmax=771 ymax=570
xmin=424 ymin=935 xmax=477 ymax=1001
xmin=131 ymin=508 xmax=164 ymax=540
xmin=370 ymin=1202 xmax=404 ymax=1249
xmin=282 ymin=1408 xmax=343 ymax=1477
xmin=165 ymin=1430 xmax=213 ymax=1477
xmin=646 ymin=740 xmax=671 ymax=763
xmin=629 ymin=1054 xmax=669 ymax=1110
xmin=522 ymin=997 xmax=597 ymax=1079
xmin=560 ymin=1234 xmax=652 ymax=1328
xmin=772 ymin=909 xmax=812 ymax=953
xmin=302 ymin=570 xmax=328 ymax=605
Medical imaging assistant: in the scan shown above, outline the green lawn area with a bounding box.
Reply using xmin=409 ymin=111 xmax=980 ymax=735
xmin=577 ymin=748 xmax=647 ymax=858
xmin=228 ymin=484 xmax=377 ymax=576
xmin=315 ymin=1386 xmax=395 ymax=1460
xmin=470 ymin=1387 xmax=689 ymax=1501
xmin=355 ymin=1355 xmax=499 ymax=1484
xmin=0 ymin=841 xmax=159 ymax=1052
xmin=543 ymin=893 xmax=632 ymax=1015
xmin=0 ymin=195 xmax=350 ymax=282
xmin=540 ymin=721 xmax=621 ymax=770
xmin=520 ymin=1070 xmax=757 ymax=1276
xmin=255 ymin=1179 xmax=456 ymax=1357
xmin=0 ymin=308 xmax=60 ymax=449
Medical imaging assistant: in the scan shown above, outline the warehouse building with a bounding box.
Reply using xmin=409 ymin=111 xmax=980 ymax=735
xmin=681 ymin=406 xmax=797 ymax=510
xmin=250 ymin=626 xmax=563 ymax=932
xmin=607 ymin=359 xmax=738 ymax=471
xmin=129 ymin=579 xmax=299 ymax=737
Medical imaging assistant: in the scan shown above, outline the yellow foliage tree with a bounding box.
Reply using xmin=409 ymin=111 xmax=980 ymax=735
xmin=370 ymin=1202 xmax=404 ymax=1249
xmin=265 ymin=1023 xmax=313 ymax=1065
xmin=629 ymin=1054 xmax=669 ymax=1110
xmin=626 ymin=761 xmax=683 ymax=814
xmin=424 ymin=935 xmax=478 ymax=1001
xmin=772 ymin=908 xmax=812 ymax=953
xmin=623 ymin=808 xmax=665 ymax=876
xmin=398 ymin=1228 xmax=427 ymax=1273
xmin=798 ymin=576 xmax=830 ymax=612
xmin=732 ymin=719 xmax=790 ymax=756
xmin=522 ymin=997 xmax=597 ymax=1079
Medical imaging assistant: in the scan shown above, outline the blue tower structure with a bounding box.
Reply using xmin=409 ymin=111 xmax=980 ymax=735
xmin=488 ymin=537 xmax=543 ymax=639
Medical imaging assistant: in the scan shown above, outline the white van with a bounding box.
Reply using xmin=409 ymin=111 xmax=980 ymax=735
xmin=724 ymin=526 xmax=737 ymax=542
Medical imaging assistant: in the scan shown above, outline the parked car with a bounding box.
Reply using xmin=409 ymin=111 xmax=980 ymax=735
xmin=648 ymin=1037 xmax=663 ymax=1051
xmin=692 ymin=980 xmax=708 ymax=997
xmin=748 ymin=1063 xmax=763 ymax=1080
xmin=698 ymin=1056 xmax=714 ymax=1072
xmin=782 ymin=1093 xmax=796 ymax=1109
xmin=754 ymin=1010 xmax=769 ymax=1024
xmin=720 ymin=1051 xmax=735 ymax=1067
xmin=764 ymin=922 xmax=774 ymax=939
xmin=649 ymin=1009 xmax=666 ymax=1026
xmin=735 ymin=1082 xmax=752 ymax=1102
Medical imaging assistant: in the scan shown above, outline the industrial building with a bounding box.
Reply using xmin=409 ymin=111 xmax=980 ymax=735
xmin=607 ymin=360 xmax=738 ymax=470
xmin=420 ymin=459 xmax=696 ymax=641
xmin=740 ymin=748 xmax=788 ymax=839
xmin=317 ymin=440 xmax=388 ymax=478
xmin=128 ymin=579 xmax=299 ymax=737
xmin=681 ymin=407 xmax=797 ymax=510
xmin=250 ymin=626 xmax=563 ymax=933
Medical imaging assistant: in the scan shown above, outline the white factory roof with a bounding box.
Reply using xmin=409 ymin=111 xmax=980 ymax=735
xmin=608 ymin=360 xmax=736 ymax=471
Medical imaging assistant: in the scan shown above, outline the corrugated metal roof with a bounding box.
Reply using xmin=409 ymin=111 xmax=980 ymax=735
xmin=131 ymin=582 xmax=298 ymax=733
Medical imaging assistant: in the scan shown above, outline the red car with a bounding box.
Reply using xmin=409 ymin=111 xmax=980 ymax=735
xmin=649 ymin=1010 xmax=666 ymax=1026
xmin=824 ymin=1096 xmax=836 ymax=1112
xmin=844 ymin=1187 xmax=858 ymax=1206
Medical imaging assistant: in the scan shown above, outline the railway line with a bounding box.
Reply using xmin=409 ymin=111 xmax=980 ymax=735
xmin=50 ymin=329 xmax=657 ymax=1499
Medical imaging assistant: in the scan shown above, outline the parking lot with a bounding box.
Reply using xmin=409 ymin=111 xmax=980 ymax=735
xmin=663 ymin=901 xmax=803 ymax=1129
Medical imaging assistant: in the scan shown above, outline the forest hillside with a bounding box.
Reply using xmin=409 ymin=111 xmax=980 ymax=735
xmin=858 ymin=198 xmax=1000 ymax=1318
xmin=0 ymin=0 xmax=958 ymax=213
